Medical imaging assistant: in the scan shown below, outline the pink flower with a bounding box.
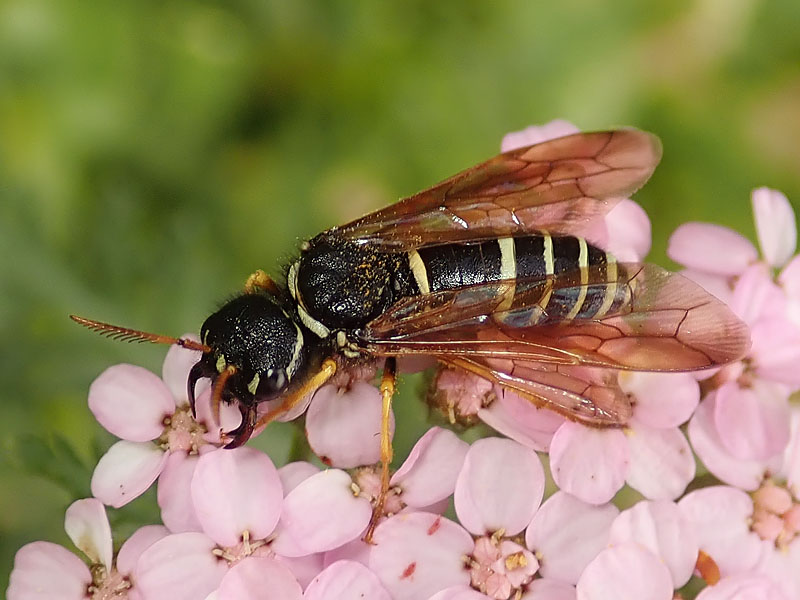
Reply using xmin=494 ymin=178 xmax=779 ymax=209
xmin=668 ymin=188 xmax=796 ymax=278
xmin=669 ymin=189 xmax=800 ymax=470
xmin=575 ymin=542 xmax=673 ymax=600
xmin=678 ymin=483 xmax=800 ymax=598
xmin=305 ymin=382 xmax=395 ymax=468
xmin=454 ymin=438 xmax=544 ymax=537
xmin=217 ymin=556 xmax=302 ymax=600
xmin=271 ymin=468 xmax=372 ymax=557
xmin=308 ymin=426 xmax=469 ymax=538
xmin=89 ymin=341 xmax=239 ymax=509
xmin=370 ymin=438 xmax=593 ymax=600
xmin=695 ymin=573 xmax=790 ymax=600
xmin=486 ymin=371 xmax=698 ymax=505
xmin=607 ymin=500 xmax=698 ymax=587
xmin=573 ymin=499 xmax=705 ymax=597
xmin=369 ymin=512 xmax=474 ymax=600
xmin=304 ymin=560 xmax=391 ymax=600
xmin=526 ymin=491 xmax=618 ymax=584
xmin=687 ymin=396 xmax=800 ymax=494
xmin=391 ymin=427 xmax=470 ymax=510
xmin=501 ymin=120 xmax=580 ymax=152
xmin=8 ymin=498 xmax=168 ymax=600
xmin=136 ymin=447 xmax=304 ymax=599
xmin=441 ymin=370 xmax=699 ymax=506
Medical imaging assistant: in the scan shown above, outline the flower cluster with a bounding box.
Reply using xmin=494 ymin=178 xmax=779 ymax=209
xmin=9 ymin=122 xmax=800 ymax=600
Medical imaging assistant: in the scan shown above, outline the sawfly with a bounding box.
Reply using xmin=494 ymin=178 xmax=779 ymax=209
xmin=73 ymin=129 xmax=749 ymax=537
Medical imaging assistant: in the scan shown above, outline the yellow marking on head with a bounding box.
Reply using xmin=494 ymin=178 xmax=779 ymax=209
xmin=216 ymin=354 xmax=227 ymax=373
xmin=247 ymin=373 xmax=260 ymax=395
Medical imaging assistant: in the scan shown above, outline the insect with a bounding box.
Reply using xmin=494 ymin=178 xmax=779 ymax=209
xmin=72 ymin=129 xmax=749 ymax=538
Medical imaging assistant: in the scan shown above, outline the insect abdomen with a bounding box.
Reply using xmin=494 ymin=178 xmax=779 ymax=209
xmin=409 ymin=235 xmax=627 ymax=324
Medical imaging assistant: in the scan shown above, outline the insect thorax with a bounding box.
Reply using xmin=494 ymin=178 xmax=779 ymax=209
xmin=289 ymin=235 xmax=418 ymax=337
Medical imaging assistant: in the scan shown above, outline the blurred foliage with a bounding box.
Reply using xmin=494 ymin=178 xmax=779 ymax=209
xmin=1 ymin=0 xmax=799 ymax=589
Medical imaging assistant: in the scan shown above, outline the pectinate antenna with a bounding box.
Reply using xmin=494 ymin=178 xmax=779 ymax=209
xmin=70 ymin=315 xmax=212 ymax=353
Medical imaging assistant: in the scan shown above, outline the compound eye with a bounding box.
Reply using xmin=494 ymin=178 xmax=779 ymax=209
xmin=255 ymin=368 xmax=288 ymax=397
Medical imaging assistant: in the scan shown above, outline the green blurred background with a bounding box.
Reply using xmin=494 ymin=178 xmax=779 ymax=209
xmin=1 ymin=0 xmax=799 ymax=590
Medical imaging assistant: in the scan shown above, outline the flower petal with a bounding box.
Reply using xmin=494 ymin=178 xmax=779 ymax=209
xmin=7 ymin=542 xmax=91 ymax=600
xmin=157 ymin=451 xmax=202 ymax=533
xmin=603 ymin=199 xmax=651 ymax=262
xmin=752 ymin=539 xmax=800 ymax=599
xmin=714 ymin=380 xmax=791 ymax=460
xmin=752 ymin=187 xmax=796 ymax=268
xmin=64 ymin=498 xmax=112 ymax=571
xmin=391 ymin=428 xmax=469 ymax=508
xmin=779 ymin=254 xmax=800 ymax=300
xmin=576 ymin=543 xmax=672 ymax=600
xmin=730 ymin=264 xmax=786 ymax=327
xmin=668 ymin=223 xmax=757 ymax=276
xmin=162 ymin=336 xmax=205 ymax=406
xmin=781 ymin=409 xmax=800 ymax=497
xmin=278 ymin=461 xmax=320 ymax=495
xmin=191 ymin=447 xmax=283 ymax=546
xmin=304 ymin=560 xmax=391 ymax=600
xmin=91 ymin=440 xmax=168 ymax=507
xmin=89 ymin=364 xmax=174 ymax=441
xmin=135 ymin=532 xmax=228 ymax=600
xmin=696 ymin=573 xmax=790 ymax=600
xmin=678 ymin=486 xmax=768 ymax=576
xmin=116 ymin=525 xmax=170 ymax=575
xmin=680 ymin=269 xmax=734 ymax=306
xmin=608 ymin=500 xmax=697 ymax=587
xmin=750 ymin=318 xmax=800 ymax=386
xmin=306 ymin=383 xmax=393 ymax=469
xmin=521 ymin=579 xmax=577 ymax=600
xmin=369 ymin=512 xmax=473 ymax=600
xmin=478 ymin=389 xmax=564 ymax=452
xmin=622 ymin=372 xmax=699 ymax=429
xmin=428 ymin=587 xmax=492 ymax=600
xmin=273 ymin=469 xmax=371 ymax=556
xmin=217 ymin=556 xmax=301 ymax=600
xmin=275 ymin=553 xmax=324 ymax=590
xmin=549 ymin=423 xmax=629 ymax=504
xmin=625 ymin=424 xmax=695 ymax=500
xmin=454 ymin=437 xmax=544 ymax=536
xmin=526 ymin=491 xmax=618 ymax=584
xmin=687 ymin=395 xmax=767 ymax=490
xmin=500 ymin=120 xmax=580 ymax=152
xmin=322 ymin=538 xmax=371 ymax=569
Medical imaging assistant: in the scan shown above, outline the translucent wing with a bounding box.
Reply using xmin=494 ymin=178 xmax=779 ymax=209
xmin=358 ymin=263 xmax=750 ymax=371
xmin=440 ymin=356 xmax=632 ymax=426
xmin=333 ymin=129 xmax=662 ymax=250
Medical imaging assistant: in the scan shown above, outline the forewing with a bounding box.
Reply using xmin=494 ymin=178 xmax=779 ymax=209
xmin=440 ymin=356 xmax=632 ymax=426
xmin=334 ymin=129 xmax=662 ymax=250
xmin=359 ymin=263 xmax=750 ymax=371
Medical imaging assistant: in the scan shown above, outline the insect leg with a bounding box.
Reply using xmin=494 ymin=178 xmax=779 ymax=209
xmin=244 ymin=269 xmax=281 ymax=296
xmin=365 ymin=357 xmax=397 ymax=544
xmin=251 ymin=358 xmax=338 ymax=431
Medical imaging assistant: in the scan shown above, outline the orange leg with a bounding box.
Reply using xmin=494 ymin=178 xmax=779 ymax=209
xmin=365 ymin=357 xmax=397 ymax=544
xmin=244 ymin=269 xmax=281 ymax=296
xmin=252 ymin=358 xmax=337 ymax=431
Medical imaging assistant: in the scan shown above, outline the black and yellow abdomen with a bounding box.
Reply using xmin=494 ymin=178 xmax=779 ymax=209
xmin=292 ymin=233 xmax=628 ymax=340
xmin=407 ymin=234 xmax=626 ymax=326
